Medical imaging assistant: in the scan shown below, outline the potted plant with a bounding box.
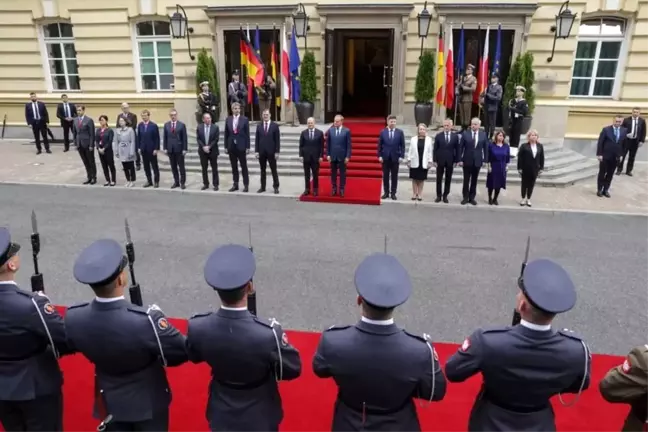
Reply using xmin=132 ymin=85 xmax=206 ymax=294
xmin=296 ymin=50 xmax=317 ymax=124
xmin=413 ymin=50 xmax=435 ymax=126
xmin=195 ymin=48 xmax=220 ymax=123
xmin=502 ymin=52 xmax=535 ymax=135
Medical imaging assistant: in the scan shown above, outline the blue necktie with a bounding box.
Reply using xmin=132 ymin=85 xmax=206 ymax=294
xmin=614 ymin=128 xmax=619 ymax=142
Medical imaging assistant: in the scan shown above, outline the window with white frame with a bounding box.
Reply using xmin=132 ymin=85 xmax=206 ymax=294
xmin=135 ymin=21 xmax=174 ymax=90
xmin=43 ymin=23 xmax=81 ymax=91
xmin=570 ymin=18 xmax=626 ymax=97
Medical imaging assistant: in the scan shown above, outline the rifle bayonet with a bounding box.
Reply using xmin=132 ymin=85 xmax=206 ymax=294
xmin=247 ymin=223 xmax=257 ymax=316
xmin=124 ymin=218 xmax=143 ymax=306
xmin=512 ymin=236 xmax=532 ymax=326
xmin=30 ymin=210 xmax=44 ymax=292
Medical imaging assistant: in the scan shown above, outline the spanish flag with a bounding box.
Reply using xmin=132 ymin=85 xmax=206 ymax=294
xmin=270 ymin=25 xmax=280 ymax=107
xmin=435 ymin=30 xmax=445 ymax=107
xmin=240 ymin=27 xmax=265 ymax=89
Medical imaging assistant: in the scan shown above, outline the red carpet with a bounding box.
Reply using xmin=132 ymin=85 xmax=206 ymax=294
xmin=299 ymin=121 xmax=385 ymax=206
xmin=6 ymin=306 xmax=627 ymax=432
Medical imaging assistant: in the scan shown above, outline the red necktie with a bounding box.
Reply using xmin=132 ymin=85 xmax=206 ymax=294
xmin=78 ymin=118 xmax=82 ymax=127
xmin=171 ymin=123 xmax=175 ymax=133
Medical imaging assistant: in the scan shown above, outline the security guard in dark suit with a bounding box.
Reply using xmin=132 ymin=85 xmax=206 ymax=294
xmin=0 ymin=227 xmax=72 ymax=431
xmin=64 ymin=239 xmax=188 ymax=431
xmin=313 ymin=253 xmax=447 ymax=431
xmin=446 ymin=258 xmax=591 ymax=431
xmin=186 ymin=244 xmax=302 ymax=432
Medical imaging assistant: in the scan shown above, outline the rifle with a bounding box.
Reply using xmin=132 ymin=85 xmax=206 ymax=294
xmin=30 ymin=211 xmax=45 ymax=293
xmin=512 ymin=236 xmax=531 ymax=326
xmin=247 ymin=223 xmax=257 ymax=316
xmin=124 ymin=219 xmax=143 ymax=306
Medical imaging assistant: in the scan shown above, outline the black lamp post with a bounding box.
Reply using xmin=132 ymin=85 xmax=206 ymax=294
xmin=292 ymin=3 xmax=310 ymax=51
xmin=169 ymin=4 xmax=195 ymax=60
xmin=547 ymin=0 xmax=577 ymax=63
xmin=417 ymin=1 xmax=432 ymax=58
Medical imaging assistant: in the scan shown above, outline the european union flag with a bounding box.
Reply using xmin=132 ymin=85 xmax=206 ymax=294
xmin=493 ymin=24 xmax=502 ymax=75
xmin=289 ymin=25 xmax=301 ymax=103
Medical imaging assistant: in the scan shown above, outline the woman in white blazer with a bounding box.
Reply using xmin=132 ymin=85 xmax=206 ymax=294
xmin=406 ymin=123 xmax=433 ymax=201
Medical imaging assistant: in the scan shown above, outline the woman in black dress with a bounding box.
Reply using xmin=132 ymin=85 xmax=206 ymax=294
xmin=406 ymin=123 xmax=433 ymax=201
xmin=95 ymin=115 xmax=116 ymax=186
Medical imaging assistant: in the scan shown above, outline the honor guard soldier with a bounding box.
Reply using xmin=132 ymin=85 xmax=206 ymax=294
xmin=0 ymin=227 xmax=72 ymax=431
xmin=64 ymin=239 xmax=188 ymax=431
xmin=186 ymin=244 xmax=302 ymax=432
xmin=507 ymin=85 xmax=529 ymax=148
xmin=313 ymin=253 xmax=447 ymax=431
xmin=600 ymin=345 xmax=648 ymax=432
xmin=446 ymin=258 xmax=591 ymax=431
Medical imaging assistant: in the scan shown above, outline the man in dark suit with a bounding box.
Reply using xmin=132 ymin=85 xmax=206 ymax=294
xmin=254 ymin=109 xmax=281 ymax=194
xmin=325 ymin=115 xmax=352 ymax=197
xmin=137 ymin=109 xmax=160 ymax=188
xmin=459 ymin=118 xmax=489 ymax=205
xmin=73 ymin=105 xmax=96 ymax=185
xmin=596 ymin=114 xmax=626 ymax=198
xmin=24 ymin=92 xmax=51 ymax=154
xmin=197 ymin=112 xmax=220 ymax=191
xmin=377 ymin=115 xmax=405 ymax=200
xmin=117 ymin=103 xmax=140 ymax=171
xmin=433 ymin=118 xmax=460 ymax=203
xmin=618 ymin=107 xmax=645 ymax=176
xmin=224 ymin=102 xmax=250 ymax=193
xmin=299 ymin=117 xmax=324 ymax=197
xmin=162 ymin=109 xmax=188 ymax=190
xmin=55 ymin=94 xmax=76 ymax=152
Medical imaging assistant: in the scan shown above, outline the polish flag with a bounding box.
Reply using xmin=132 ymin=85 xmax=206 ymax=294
xmin=281 ymin=24 xmax=291 ymax=105
xmin=476 ymin=26 xmax=490 ymax=105
xmin=445 ymin=26 xmax=455 ymax=111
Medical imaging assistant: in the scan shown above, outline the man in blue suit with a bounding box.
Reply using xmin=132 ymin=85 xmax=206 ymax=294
xmin=25 ymin=92 xmax=51 ymax=154
xmin=325 ymin=115 xmax=352 ymax=197
xmin=459 ymin=118 xmax=489 ymax=206
xmin=137 ymin=109 xmax=161 ymax=188
xmin=224 ymin=102 xmax=250 ymax=193
xmin=378 ymin=115 xmax=405 ymax=200
xmin=162 ymin=109 xmax=188 ymax=190
xmin=596 ymin=114 xmax=626 ymax=198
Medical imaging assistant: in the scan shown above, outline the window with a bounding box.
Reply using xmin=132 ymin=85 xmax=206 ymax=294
xmin=570 ymin=18 xmax=626 ymax=97
xmin=135 ymin=21 xmax=174 ymax=91
xmin=42 ymin=23 xmax=80 ymax=91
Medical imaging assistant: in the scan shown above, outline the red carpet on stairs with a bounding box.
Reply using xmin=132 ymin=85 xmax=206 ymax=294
xmin=13 ymin=306 xmax=628 ymax=432
xmin=299 ymin=121 xmax=385 ymax=206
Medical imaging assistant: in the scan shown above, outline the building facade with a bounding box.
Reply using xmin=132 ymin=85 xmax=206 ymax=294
xmin=0 ymin=0 xmax=646 ymax=139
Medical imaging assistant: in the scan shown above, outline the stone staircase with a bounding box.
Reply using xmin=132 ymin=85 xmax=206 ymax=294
xmin=159 ymin=125 xmax=599 ymax=187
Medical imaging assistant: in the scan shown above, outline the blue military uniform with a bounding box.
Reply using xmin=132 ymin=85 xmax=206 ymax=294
xmin=186 ymin=244 xmax=302 ymax=432
xmin=313 ymin=253 xmax=447 ymax=431
xmin=64 ymin=239 xmax=188 ymax=431
xmin=0 ymin=227 xmax=72 ymax=431
xmin=445 ymin=258 xmax=591 ymax=431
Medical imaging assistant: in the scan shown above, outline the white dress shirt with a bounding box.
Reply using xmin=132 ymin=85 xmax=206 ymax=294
xmin=520 ymin=319 xmax=551 ymax=331
xmin=221 ymin=306 xmax=248 ymax=311
xmin=95 ymin=295 xmax=125 ymax=303
xmin=361 ymin=316 xmax=394 ymax=326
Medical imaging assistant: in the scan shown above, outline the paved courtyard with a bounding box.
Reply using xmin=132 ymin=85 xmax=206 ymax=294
xmin=1 ymin=140 xmax=647 ymax=215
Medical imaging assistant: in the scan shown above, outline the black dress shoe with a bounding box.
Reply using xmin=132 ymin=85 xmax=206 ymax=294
xmin=143 ymin=182 xmax=153 ymax=188
xmin=470 ymin=199 xmax=477 ymax=206
xmin=243 ymin=186 xmax=249 ymax=193
xmin=274 ymin=188 xmax=279 ymax=194
xmin=302 ymin=190 xmax=310 ymax=196
xmin=136 ymin=165 xmax=141 ymax=171
xmin=257 ymin=188 xmax=266 ymax=193
xmin=171 ymin=183 xmax=179 ymax=189
xmin=435 ymin=197 xmax=442 ymax=203
xmin=390 ymin=193 xmax=396 ymax=200
xmin=154 ymin=183 xmax=159 ymax=188
xmin=443 ymin=196 xmax=449 ymax=203
xmin=596 ymin=191 xmax=603 ymax=197
xmin=46 ymin=149 xmax=52 ymax=154
xmin=493 ymin=199 xmax=499 ymax=206
xmin=36 ymin=151 xmax=42 ymax=155
xmin=340 ymin=190 xmax=345 ymax=198
xmin=461 ymin=199 xmax=469 ymax=205
xmin=488 ymin=198 xmax=493 ymax=205
xmin=91 ymin=179 xmax=97 ymax=185
xmin=604 ymin=191 xmax=611 ymax=198
xmin=180 ymin=184 xmax=186 ymax=190
xmin=83 ymin=179 xmax=91 ymax=185
xmin=103 ymin=182 xmax=110 ymax=187
xmin=331 ymin=191 xmax=337 ymax=197
xmin=615 ymin=170 xmax=621 ymax=175
xmin=213 ymin=186 xmax=219 ymax=191
xmin=627 ymin=172 xmax=633 ymax=177
xmin=201 ymin=185 xmax=209 ymax=191
xmin=381 ymin=193 xmax=389 ymax=200
xmin=313 ymin=189 xmax=318 ymax=197
xmin=110 ymin=182 xmax=115 ymax=187
xmin=63 ymin=148 xmax=69 ymax=153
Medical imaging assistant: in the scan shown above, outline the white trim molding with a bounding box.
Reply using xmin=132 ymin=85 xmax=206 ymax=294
xmin=130 ymin=19 xmax=175 ymax=93
xmin=37 ymin=22 xmax=81 ymax=93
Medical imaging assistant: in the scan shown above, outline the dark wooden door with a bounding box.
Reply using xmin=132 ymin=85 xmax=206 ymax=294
xmin=324 ymin=29 xmax=337 ymax=123
xmin=383 ymin=28 xmax=395 ymax=119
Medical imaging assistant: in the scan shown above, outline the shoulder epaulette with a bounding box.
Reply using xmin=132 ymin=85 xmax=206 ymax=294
xmin=126 ymin=306 xmax=148 ymax=316
xmin=403 ymin=330 xmax=427 ymax=343
xmin=559 ymin=328 xmax=583 ymax=341
xmin=190 ymin=311 xmax=212 ymax=320
xmin=325 ymin=324 xmax=351 ymax=332
xmin=68 ymin=302 xmax=89 ymax=310
xmin=482 ymin=326 xmax=510 ymax=334
xmin=253 ymin=316 xmax=272 ymax=328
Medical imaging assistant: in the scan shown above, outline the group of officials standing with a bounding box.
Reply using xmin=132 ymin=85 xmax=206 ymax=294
xmin=1 ymin=226 xmax=646 ymax=432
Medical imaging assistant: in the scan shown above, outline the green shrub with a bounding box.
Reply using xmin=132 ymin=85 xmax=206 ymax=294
xmin=414 ymin=50 xmax=435 ymax=103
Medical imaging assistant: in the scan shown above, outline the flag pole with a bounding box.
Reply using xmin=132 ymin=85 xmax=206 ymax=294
xmin=246 ymin=23 xmax=254 ymax=123
xmin=272 ymin=23 xmax=278 ymax=122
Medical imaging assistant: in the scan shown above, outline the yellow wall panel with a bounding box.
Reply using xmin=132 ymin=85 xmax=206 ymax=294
xmin=79 ymin=78 xmax=137 ymax=93
xmin=0 ymin=11 xmax=34 ymax=25
xmin=0 ymin=67 xmax=45 ymax=79
xmin=0 ymin=53 xmax=43 ymax=66
xmin=74 ymin=39 xmax=133 ymax=54
xmin=0 ymin=26 xmax=38 ymax=40
xmin=0 ymin=80 xmax=46 ymax=93
xmin=0 ymin=39 xmax=41 ymax=54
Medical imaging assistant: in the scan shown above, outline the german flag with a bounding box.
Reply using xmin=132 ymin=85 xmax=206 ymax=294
xmin=270 ymin=25 xmax=280 ymax=107
xmin=240 ymin=28 xmax=265 ymax=88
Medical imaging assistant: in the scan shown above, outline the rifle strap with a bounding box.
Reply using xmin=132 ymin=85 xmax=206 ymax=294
xmin=146 ymin=306 xmax=168 ymax=367
xmin=30 ymin=297 xmax=59 ymax=359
